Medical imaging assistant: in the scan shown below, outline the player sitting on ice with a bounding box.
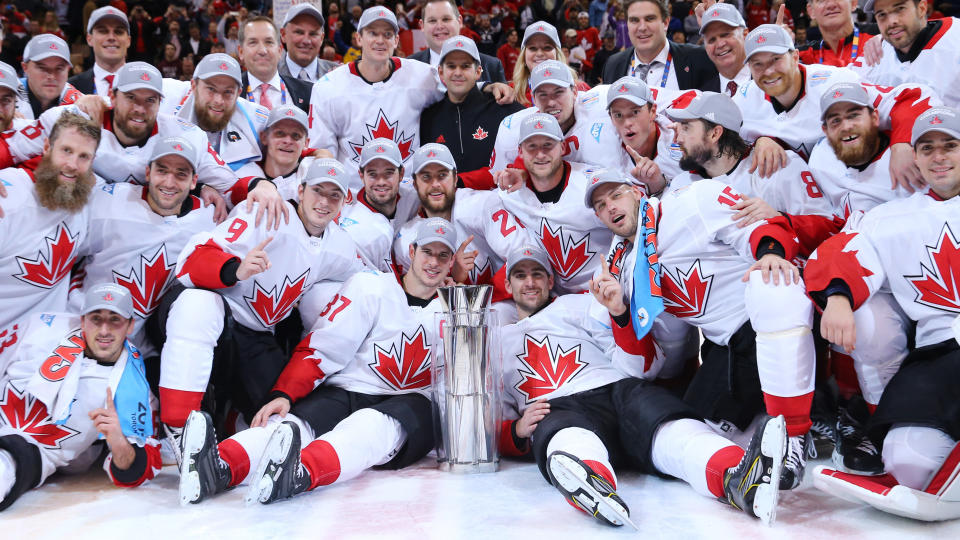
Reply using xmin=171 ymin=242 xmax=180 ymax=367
xmin=808 ymin=107 xmax=960 ymax=521
xmin=0 ymin=284 xmax=160 ymax=512
xmin=498 ymin=244 xmax=788 ymax=527
xmin=177 ymin=218 xmax=458 ymax=506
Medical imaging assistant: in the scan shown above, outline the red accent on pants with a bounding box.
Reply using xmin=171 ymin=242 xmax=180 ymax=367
xmin=218 ymin=439 xmax=250 ymax=487
xmin=764 ymin=391 xmax=814 ymax=437
xmin=301 ymin=439 xmax=341 ymax=490
xmin=705 ymin=445 xmax=746 ymax=498
xmin=158 ymin=387 xmax=205 ymax=427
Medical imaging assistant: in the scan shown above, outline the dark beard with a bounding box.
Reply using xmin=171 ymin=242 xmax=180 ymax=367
xmin=194 ymin=101 xmax=233 ymax=133
xmin=678 ymin=144 xmax=713 ymax=175
xmin=419 ymin=191 xmax=455 ymax=215
xmin=828 ymin=129 xmax=881 ymax=168
xmin=34 ymin=154 xmax=95 ymax=212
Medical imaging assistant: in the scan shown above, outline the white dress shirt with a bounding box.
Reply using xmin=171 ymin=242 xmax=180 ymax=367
xmin=630 ymin=43 xmax=679 ymax=90
xmin=247 ymin=71 xmax=284 ymax=109
xmin=286 ymin=54 xmax=319 ymax=83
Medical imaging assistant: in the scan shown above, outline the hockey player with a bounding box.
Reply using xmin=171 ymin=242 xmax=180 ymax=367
xmin=17 ymin=34 xmax=82 ymax=120
xmin=0 ymin=62 xmax=21 ymax=134
xmin=68 ymin=136 xmax=217 ymax=359
xmin=392 ymin=143 xmax=531 ymax=285
xmin=738 ymin=24 xmax=938 ymax=188
xmin=152 ymin=158 xmax=363 ymax=456
xmin=852 ymin=0 xmax=960 ymax=109
xmin=0 ymin=112 xmax=100 ymax=337
xmin=0 ymin=284 xmax=160 ymax=512
xmin=496 ymin=112 xmax=613 ymax=294
xmin=497 ymin=244 xmax=788 ymax=526
xmin=177 ymin=218 xmax=457 ymax=506
xmin=587 ymin=166 xmax=815 ymax=490
xmin=809 ymin=107 xmax=960 ymax=521
xmin=308 ymin=7 xmax=444 ymax=191
xmin=798 ymin=0 xmax=877 ymax=67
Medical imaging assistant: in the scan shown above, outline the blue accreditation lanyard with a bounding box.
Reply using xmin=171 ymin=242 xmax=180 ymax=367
xmin=630 ymin=51 xmax=672 ymax=88
xmin=246 ymin=81 xmax=287 ymax=105
xmin=820 ymin=26 xmax=859 ymax=65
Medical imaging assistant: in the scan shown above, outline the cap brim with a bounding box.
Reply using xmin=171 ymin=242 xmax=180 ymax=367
xmin=151 ymin=150 xmax=197 ymax=172
xmin=304 ymin=177 xmax=347 ymax=193
xmin=360 ymin=156 xmax=403 ymax=168
xmin=89 ymin=14 xmax=130 ymax=33
xmin=417 ymin=236 xmax=456 ymax=252
xmin=196 ymin=71 xmax=241 ymax=84
xmin=0 ymin=81 xmax=18 ymax=93
xmin=284 ymin=8 xmax=324 ymax=26
xmin=584 ymin=179 xmax=632 ymax=208
xmin=607 ymin=94 xmax=651 ymax=109
xmin=82 ymin=303 xmax=132 ymax=318
xmin=414 ymin=158 xmax=456 ymax=174
xmin=266 ymin=117 xmax=308 ymax=132
xmin=522 ymin=30 xmax=558 ymax=48
xmin=507 ymin=256 xmax=553 ymax=276
xmin=359 ymin=19 xmax=399 ymax=33
xmin=820 ymin=98 xmax=872 ymax=120
xmin=665 ymin=108 xmax=700 ymax=122
xmin=912 ymin=126 xmax=960 ymax=146
xmin=519 ymin=131 xmax=563 ymax=144
xmin=116 ymin=82 xmax=162 ymax=94
xmin=700 ymin=18 xmax=742 ymax=34
xmin=531 ymin=77 xmax=573 ymax=91
xmin=27 ymin=52 xmax=71 ymax=66
xmin=439 ymin=50 xmax=481 ymax=64
xmin=745 ymin=45 xmax=792 ymax=61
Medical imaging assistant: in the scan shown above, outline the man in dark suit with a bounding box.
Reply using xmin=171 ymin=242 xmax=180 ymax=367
xmin=238 ymin=16 xmax=312 ymax=114
xmin=409 ymin=0 xmax=506 ymax=83
xmin=185 ymin=22 xmax=212 ymax=60
xmin=278 ymin=3 xmax=339 ymax=83
xmin=68 ymin=6 xmax=129 ymax=97
xmin=602 ymin=0 xmax=718 ymax=91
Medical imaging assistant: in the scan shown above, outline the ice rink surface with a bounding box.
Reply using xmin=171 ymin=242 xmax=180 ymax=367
xmin=5 ymin=452 xmax=959 ymax=539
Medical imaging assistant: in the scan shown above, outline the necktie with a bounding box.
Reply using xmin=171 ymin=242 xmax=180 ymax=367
xmin=633 ymin=62 xmax=651 ymax=81
xmin=726 ymin=80 xmax=738 ymax=97
xmin=298 ymin=69 xmax=311 ymax=82
xmin=259 ymin=83 xmax=272 ymax=109
xmin=105 ymin=74 xmax=114 ymax=92
xmin=629 ymin=199 xmax=663 ymax=339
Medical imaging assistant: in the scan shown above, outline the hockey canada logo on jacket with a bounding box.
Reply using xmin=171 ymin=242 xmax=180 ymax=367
xmin=515 ymin=335 xmax=586 ymax=403
xmin=113 ymin=246 xmax=176 ymax=318
xmin=14 ymin=222 xmax=80 ymax=289
xmin=348 ymin=110 xmax=415 ymax=164
xmin=538 ymin=219 xmax=594 ymax=281
xmin=906 ymin=223 xmax=960 ymax=313
xmin=368 ymin=326 xmax=432 ymax=391
xmin=661 ymin=260 xmax=714 ymax=318
xmin=0 ymin=383 xmax=79 ymax=449
xmin=243 ymin=270 xmax=310 ymax=328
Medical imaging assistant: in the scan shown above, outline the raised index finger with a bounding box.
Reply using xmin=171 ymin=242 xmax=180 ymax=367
xmin=776 ymin=4 xmax=785 ymax=26
xmin=255 ymin=236 xmax=274 ymax=252
xmin=105 ymin=387 xmax=115 ymax=411
xmin=456 ymin=235 xmax=475 ymax=255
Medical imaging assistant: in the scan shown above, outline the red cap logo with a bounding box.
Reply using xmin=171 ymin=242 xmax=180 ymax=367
xmin=711 ymin=9 xmax=720 ymax=16
xmin=669 ymin=90 xmax=698 ymax=110
xmin=523 ymin=249 xmax=533 ymax=256
xmin=219 ymin=62 xmax=228 ymax=70
xmin=376 ymin=145 xmax=385 ymax=153
xmin=378 ymin=10 xmax=386 ymax=16
xmin=427 ymin=150 xmax=436 ymax=157
xmin=141 ymin=73 xmax=151 ymax=81
xmin=456 ymin=40 xmax=464 ymax=47
xmin=618 ymin=84 xmax=629 ymax=93
xmin=103 ymin=293 xmax=114 ymax=301
xmin=49 ymin=43 xmax=59 ymax=50
xmin=543 ymin=69 xmax=552 ymax=77
xmin=534 ymin=121 xmax=544 ymax=129
xmin=436 ymin=227 xmax=446 ymax=234
xmin=173 ymin=143 xmax=183 ymax=151
xmin=833 ymin=90 xmax=843 ymax=98
xmin=285 ymin=109 xmax=295 ymax=116
xmin=931 ymin=116 xmax=944 ymax=125
xmin=327 ymin=168 xmax=337 ymax=176
xmin=756 ymin=35 xmax=767 ymax=44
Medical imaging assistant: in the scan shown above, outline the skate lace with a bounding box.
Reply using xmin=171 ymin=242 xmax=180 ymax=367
xmin=854 ymin=436 xmax=879 ymax=455
xmin=785 ymin=437 xmax=807 ymax=472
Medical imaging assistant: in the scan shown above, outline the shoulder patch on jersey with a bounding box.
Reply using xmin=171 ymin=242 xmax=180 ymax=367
xmin=1 ymin=179 xmax=10 ymax=187
xmin=175 ymin=118 xmax=196 ymax=130
xmin=503 ymin=115 xmax=513 ymax=129
xmin=669 ymin=142 xmax=683 ymax=161
xmin=100 ymin=183 xmax=115 ymax=194
xmin=590 ymin=122 xmax=603 ymax=142
xmin=339 ymin=217 xmax=359 ymax=227
xmin=580 ymin=91 xmax=600 ymax=105
xmin=40 ymin=314 xmax=55 ymax=326
xmin=809 ymin=72 xmax=830 ymax=86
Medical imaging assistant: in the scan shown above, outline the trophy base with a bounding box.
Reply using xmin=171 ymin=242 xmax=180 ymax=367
xmin=438 ymin=460 xmax=499 ymax=474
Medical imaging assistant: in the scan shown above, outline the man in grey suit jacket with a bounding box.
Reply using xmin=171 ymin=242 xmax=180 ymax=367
xmin=409 ymin=0 xmax=506 ymax=83
xmin=278 ymin=3 xmax=339 ymax=83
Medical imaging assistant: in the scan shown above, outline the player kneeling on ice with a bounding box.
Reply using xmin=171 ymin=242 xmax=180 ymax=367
xmin=0 ymin=284 xmax=160 ymax=512
xmin=808 ymin=107 xmax=960 ymax=521
xmin=498 ymin=244 xmax=788 ymax=527
xmin=178 ymin=218 xmax=458 ymax=505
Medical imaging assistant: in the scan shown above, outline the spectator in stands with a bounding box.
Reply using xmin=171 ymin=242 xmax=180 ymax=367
xmin=186 ymin=22 xmax=212 ymax=59
xmin=498 ymin=28 xmax=521 ymax=77
xmin=512 ymin=21 xmax=589 ymax=106
xmin=128 ymin=5 xmax=156 ymax=63
xmin=157 ymin=43 xmax=182 ymax=79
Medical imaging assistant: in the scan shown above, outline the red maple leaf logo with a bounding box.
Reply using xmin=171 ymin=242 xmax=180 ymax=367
xmin=243 ymin=270 xmax=310 ymax=328
xmin=538 ymin=219 xmax=595 ymax=280
xmin=661 ymin=260 xmax=714 ymax=318
xmin=15 ymin=222 xmax=80 ymax=289
xmin=756 ymin=35 xmax=767 ymax=44
xmin=112 ymin=245 xmax=176 ymax=318
xmin=906 ymin=224 xmax=960 ymax=313
xmin=0 ymin=324 xmax=18 ymax=357
xmin=472 ymin=126 xmax=488 ymax=140
xmin=0 ymin=383 xmax=79 ymax=449
xmin=515 ymin=335 xmax=586 ymax=403
xmin=436 ymin=135 xmax=446 ymax=143
xmin=833 ymin=90 xmax=843 ymax=98
xmin=368 ymin=326 xmax=432 ymax=390
xmin=347 ymin=110 xmax=416 ymax=164
xmin=469 ymin=259 xmax=494 ymax=285
xmin=618 ymin=84 xmax=629 ymax=93
xmin=931 ymin=116 xmax=943 ymax=125
xmin=140 ymin=73 xmax=151 ymax=81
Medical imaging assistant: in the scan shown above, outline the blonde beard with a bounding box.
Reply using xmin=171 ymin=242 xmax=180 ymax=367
xmin=34 ymin=154 xmax=96 ymax=213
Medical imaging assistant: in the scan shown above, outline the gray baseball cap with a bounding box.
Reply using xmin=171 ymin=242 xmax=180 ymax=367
xmin=530 ymin=60 xmax=574 ymax=92
xmin=87 ymin=5 xmax=130 ymax=34
xmin=820 ymin=82 xmax=872 ymax=120
xmin=506 ymin=245 xmax=554 ymax=277
xmin=519 ymin=112 xmax=564 ymax=144
xmin=522 ymin=21 xmax=561 ymax=48
xmin=303 ymin=158 xmax=349 ymax=195
xmin=150 ymin=136 xmax=199 ymax=172
xmin=665 ymin=91 xmax=743 ymax=132
xmin=0 ymin=61 xmax=19 ymax=94
xmin=912 ymin=107 xmax=960 ymax=146
xmin=439 ymin=36 xmax=481 ymax=65
xmin=410 ymin=143 xmax=457 ymax=175
xmin=23 ymin=34 xmax=72 ymax=65
xmin=699 ymin=3 xmax=746 ymax=34
xmin=744 ymin=24 xmax=795 ymax=61
xmin=606 ymin=76 xmax=654 ymax=109
xmin=82 ymin=283 xmax=134 ymax=319
xmin=114 ymin=62 xmax=163 ymax=94
xmin=194 ymin=53 xmax=242 ymax=86
xmin=583 ymin=169 xmax=637 ymax=209
xmin=357 ymin=6 xmax=399 ymax=33
xmin=359 ymin=138 xmax=403 ymax=168
xmin=415 ymin=217 xmax=457 ymax=252
xmin=282 ymin=3 xmax=325 ymax=28
xmin=264 ymin=105 xmax=309 ymax=132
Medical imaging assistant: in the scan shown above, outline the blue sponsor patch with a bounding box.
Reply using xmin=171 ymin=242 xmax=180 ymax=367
xmin=590 ymin=122 xmax=603 ymax=142
xmin=809 ymin=72 xmax=829 ymax=86
xmin=339 ymin=217 xmax=359 ymax=227
xmin=101 ymin=184 xmax=115 ymax=194
xmin=40 ymin=314 xmax=55 ymax=326
xmin=669 ymin=142 xmax=683 ymax=161
xmin=1 ymin=179 xmax=10 ymax=186
xmin=503 ymin=115 xmax=513 ymax=129
xmin=580 ymin=91 xmax=600 ymax=106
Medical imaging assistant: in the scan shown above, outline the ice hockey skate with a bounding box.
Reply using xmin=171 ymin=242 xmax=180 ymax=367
xmin=546 ymin=450 xmax=637 ymax=529
xmin=245 ymin=421 xmax=311 ymax=505
xmin=179 ymin=411 xmax=232 ymax=505
xmin=722 ymin=415 xmax=787 ymax=525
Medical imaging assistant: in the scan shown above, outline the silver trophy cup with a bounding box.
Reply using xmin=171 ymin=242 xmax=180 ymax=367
xmin=432 ymin=285 xmax=502 ymax=473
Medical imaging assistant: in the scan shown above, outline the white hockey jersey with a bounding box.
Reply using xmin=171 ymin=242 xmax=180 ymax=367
xmin=392 ymin=188 xmax=532 ymax=284
xmin=14 ymin=82 xmax=83 ymax=120
xmin=850 ymin=18 xmax=960 ymax=108
xmin=500 ymin=293 xmax=661 ymax=413
xmin=0 ymin=312 xmax=160 ymax=485
xmin=308 ymin=59 xmax=444 ymax=191
xmin=648 ymin=180 xmax=798 ymax=345
xmin=69 ymin=184 xmax=217 ymax=350
xmin=175 ymin=202 xmax=364 ymax=333
xmin=352 ymin=180 xmax=422 ymax=232
xmin=805 ymin=191 xmax=960 ymax=348
xmin=0 ymin=106 xmax=239 ymax=196
xmin=735 ymin=64 xmax=938 ymax=158
xmin=338 ymin=200 xmax=395 ymax=273
xmin=272 ymin=271 xmax=443 ymax=401
xmin=498 ymin=162 xmax=613 ymax=293
xmin=160 ymin=78 xmax=270 ymax=178
xmin=0 ymin=168 xmax=88 ymax=336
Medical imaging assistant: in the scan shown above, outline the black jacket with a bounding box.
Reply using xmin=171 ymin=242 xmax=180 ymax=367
xmin=602 ymin=41 xmax=719 ymax=91
xmin=67 ymin=69 xmax=96 ymax=95
xmin=408 ymin=49 xmax=508 ymax=84
xmin=420 ymin=86 xmax=524 ymax=173
xmin=240 ymin=71 xmax=312 ymax=113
